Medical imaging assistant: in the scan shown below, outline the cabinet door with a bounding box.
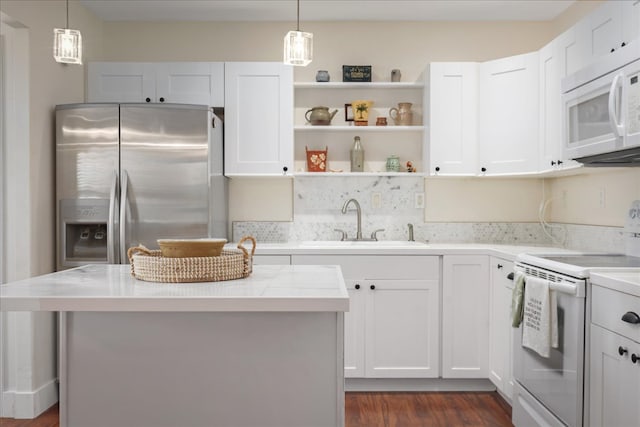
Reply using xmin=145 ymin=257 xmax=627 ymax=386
xmin=589 ymin=324 xmax=640 ymax=427
xmin=429 ymin=62 xmax=479 ymax=176
xmin=224 ymin=62 xmax=293 ymax=176
xmin=556 ymin=26 xmax=587 ymax=79
xmin=478 ymin=52 xmax=539 ymax=175
xmin=442 ymin=255 xmax=490 ymax=378
xmin=622 ymin=0 xmax=640 ymax=48
xmin=488 ymin=257 xmax=514 ymax=398
xmin=155 ymin=62 xmax=224 ymax=106
xmin=365 ymin=279 xmax=439 ymax=378
xmin=578 ymin=1 xmax=624 ymax=63
xmin=87 ymin=62 xmax=155 ymax=102
xmin=539 ymin=40 xmax=562 ymax=172
xmin=345 ymin=280 xmax=366 ymax=378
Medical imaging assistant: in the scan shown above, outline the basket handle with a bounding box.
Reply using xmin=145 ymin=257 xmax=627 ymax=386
xmin=127 ymin=245 xmax=152 ymax=263
xmin=237 ymin=236 xmax=256 ymax=259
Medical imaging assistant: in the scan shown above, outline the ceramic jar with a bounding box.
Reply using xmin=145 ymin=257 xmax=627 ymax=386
xmin=389 ymin=102 xmax=413 ymax=126
xmin=315 ymin=70 xmax=330 ymax=82
xmin=386 ymin=155 xmax=400 ymax=172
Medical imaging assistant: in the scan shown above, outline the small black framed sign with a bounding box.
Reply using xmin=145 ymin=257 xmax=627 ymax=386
xmin=342 ymin=65 xmax=372 ymax=82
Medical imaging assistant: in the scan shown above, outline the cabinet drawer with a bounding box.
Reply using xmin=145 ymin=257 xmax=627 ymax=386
xmin=592 ymin=285 xmax=640 ymax=343
xmin=292 ymin=255 xmax=439 ymax=281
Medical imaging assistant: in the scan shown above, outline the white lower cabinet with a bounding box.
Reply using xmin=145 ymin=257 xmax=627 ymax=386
xmin=589 ymin=284 xmax=640 ymax=427
xmin=442 ymin=255 xmax=490 ymax=378
xmin=589 ymin=324 xmax=640 ymax=427
xmin=292 ymin=255 xmax=440 ymax=378
xmin=488 ymin=257 xmax=515 ymax=399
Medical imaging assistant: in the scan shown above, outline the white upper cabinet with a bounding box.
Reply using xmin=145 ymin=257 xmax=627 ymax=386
xmin=88 ymin=62 xmax=156 ymax=103
xmin=538 ymin=39 xmax=581 ymax=172
xmin=155 ymin=63 xmax=224 ymax=106
xmin=622 ymin=0 xmax=640 ymax=47
xmin=555 ymin=26 xmax=587 ymax=79
xmin=87 ymin=62 xmax=224 ymax=105
xmin=429 ymin=62 xmax=479 ymax=176
xmin=575 ymin=0 xmax=640 ymax=67
xmin=478 ymin=52 xmax=540 ymax=175
xmin=224 ymin=62 xmax=294 ymax=176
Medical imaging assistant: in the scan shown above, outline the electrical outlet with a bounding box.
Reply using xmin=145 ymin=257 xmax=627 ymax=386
xmin=562 ymin=190 xmax=567 ymax=208
xmin=372 ymin=192 xmax=382 ymax=209
xmin=599 ymin=188 xmax=606 ymax=208
xmin=415 ymin=192 xmax=425 ymax=209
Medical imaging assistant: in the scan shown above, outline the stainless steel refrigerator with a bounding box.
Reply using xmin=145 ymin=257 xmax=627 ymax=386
xmin=56 ymin=103 xmax=227 ymax=270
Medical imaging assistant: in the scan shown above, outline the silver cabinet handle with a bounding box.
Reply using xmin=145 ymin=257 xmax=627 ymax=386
xmin=119 ymin=170 xmax=129 ymax=263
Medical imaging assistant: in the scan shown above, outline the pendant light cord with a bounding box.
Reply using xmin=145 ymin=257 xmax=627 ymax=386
xmin=296 ymin=0 xmax=300 ymax=31
xmin=66 ymin=0 xmax=69 ymax=29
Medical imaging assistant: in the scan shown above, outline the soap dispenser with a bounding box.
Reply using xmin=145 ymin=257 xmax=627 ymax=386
xmin=350 ymin=136 xmax=364 ymax=172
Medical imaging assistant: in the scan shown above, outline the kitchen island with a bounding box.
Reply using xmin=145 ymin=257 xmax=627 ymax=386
xmin=0 ymin=264 xmax=349 ymax=427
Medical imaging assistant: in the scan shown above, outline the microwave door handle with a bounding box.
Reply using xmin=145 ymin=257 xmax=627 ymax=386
xmin=608 ymin=73 xmax=624 ymax=137
xmin=107 ymin=170 xmax=119 ymax=264
xmin=119 ymin=170 xmax=128 ymax=263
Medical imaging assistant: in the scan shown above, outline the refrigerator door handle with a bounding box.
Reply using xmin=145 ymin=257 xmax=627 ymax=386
xmin=119 ymin=170 xmax=129 ymax=263
xmin=108 ymin=170 xmax=119 ymax=264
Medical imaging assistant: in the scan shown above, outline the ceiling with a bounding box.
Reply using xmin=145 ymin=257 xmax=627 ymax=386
xmin=79 ymin=0 xmax=576 ymax=22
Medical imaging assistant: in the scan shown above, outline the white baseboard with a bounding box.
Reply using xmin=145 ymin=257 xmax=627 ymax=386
xmin=345 ymin=378 xmax=497 ymax=392
xmin=1 ymin=379 xmax=58 ymax=419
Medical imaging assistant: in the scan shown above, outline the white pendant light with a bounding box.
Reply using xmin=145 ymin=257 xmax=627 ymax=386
xmin=54 ymin=0 xmax=82 ymax=64
xmin=284 ymin=0 xmax=313 ymax=66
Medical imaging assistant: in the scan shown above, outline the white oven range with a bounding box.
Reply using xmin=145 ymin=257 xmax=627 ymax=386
xmin=512 ymin=201 xmax=640 ymax=427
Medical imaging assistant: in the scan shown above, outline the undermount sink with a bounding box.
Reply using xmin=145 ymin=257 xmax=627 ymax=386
xmin=300 ymin=240 xmax=428 ymax=248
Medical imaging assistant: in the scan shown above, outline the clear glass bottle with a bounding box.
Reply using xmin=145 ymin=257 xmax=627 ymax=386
xmin=350 ymin=136 xmax=364 ymax=172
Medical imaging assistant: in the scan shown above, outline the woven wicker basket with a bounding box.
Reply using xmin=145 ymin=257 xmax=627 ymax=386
xmin=127 ymin=236 xmax=256 ymax=283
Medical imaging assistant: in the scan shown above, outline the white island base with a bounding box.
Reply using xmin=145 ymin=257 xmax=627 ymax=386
xmin=0 ymin=264 xmax=348 ymax=427
xmin=60 ymin=311 xmax=343 ymax=427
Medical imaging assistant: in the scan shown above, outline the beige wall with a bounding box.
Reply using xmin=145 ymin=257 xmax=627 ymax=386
xmin=546 ymin=169 xmax=640 ymax=227
xmin=1 ymin=0 xmax=104 ymax=275
xmin=425 ymin=178 xmax=544 ymax=222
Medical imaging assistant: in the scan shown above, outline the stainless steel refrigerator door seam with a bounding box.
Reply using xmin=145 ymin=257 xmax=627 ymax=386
xmin=108 ymin=170 xmax=119 ymax=264
xmin=119 ymin=170 xmax=129 ymax=262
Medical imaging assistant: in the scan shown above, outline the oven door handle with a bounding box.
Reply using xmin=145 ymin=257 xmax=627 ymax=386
xmin=548 ymin=281 xmax=579 ymax=296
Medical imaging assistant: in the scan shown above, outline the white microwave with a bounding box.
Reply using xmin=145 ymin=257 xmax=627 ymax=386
xmin=562 ymin=44 xmax=640 ymax=164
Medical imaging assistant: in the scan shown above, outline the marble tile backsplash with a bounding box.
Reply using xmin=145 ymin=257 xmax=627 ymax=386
xmin=232 ymin=175 xmax=626 ymax=252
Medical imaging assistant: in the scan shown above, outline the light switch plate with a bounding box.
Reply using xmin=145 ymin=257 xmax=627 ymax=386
xmin=415 ymin=192 xmax=425 ymax=209
xmin=372 ymin=192 xmax=382 ymax=209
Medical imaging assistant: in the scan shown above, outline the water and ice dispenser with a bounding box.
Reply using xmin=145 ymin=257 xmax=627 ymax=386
xmin=59 ymin=199 xmax=110 ymax=269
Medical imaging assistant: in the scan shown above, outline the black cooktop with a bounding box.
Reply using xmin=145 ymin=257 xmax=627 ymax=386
xmin=537 ymin=254 xmax=640 ymax=268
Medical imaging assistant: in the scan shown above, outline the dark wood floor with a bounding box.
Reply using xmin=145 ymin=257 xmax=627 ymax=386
xmin=0 ymin=392 xmax=512 ymax=427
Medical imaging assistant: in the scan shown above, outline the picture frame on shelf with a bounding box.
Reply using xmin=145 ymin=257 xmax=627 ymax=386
xmin=344 ymin=104 xmax=354 ymax=122
xmin=342 ymin=65 xmax=372 ymax=82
